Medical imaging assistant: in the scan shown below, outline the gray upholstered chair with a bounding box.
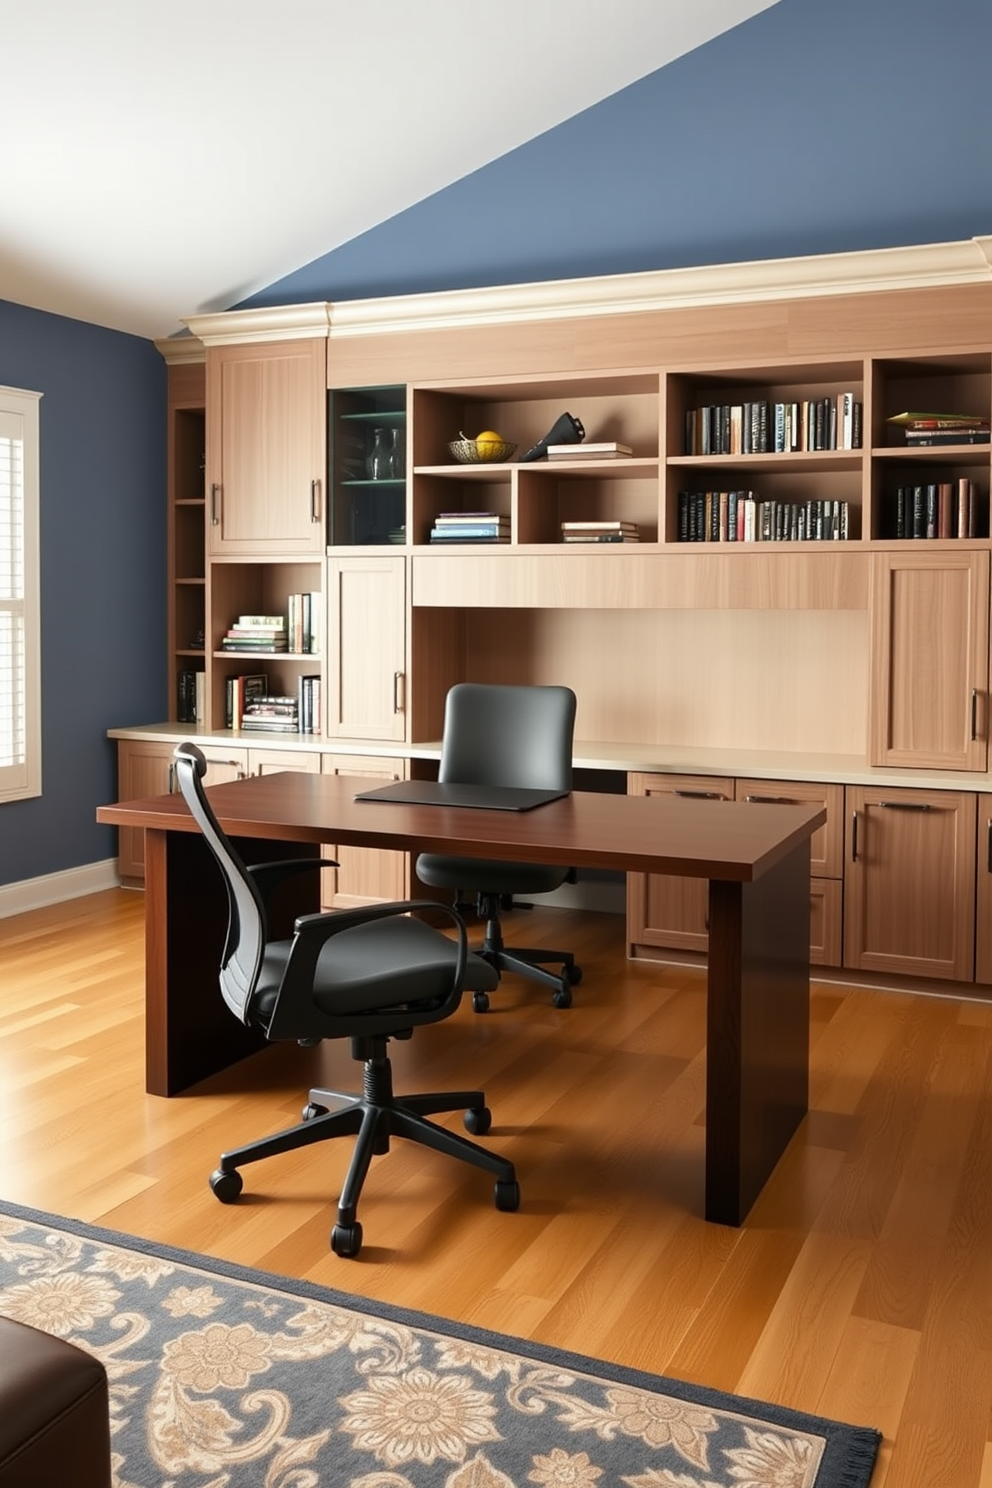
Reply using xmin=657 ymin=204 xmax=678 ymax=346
xmin=173 ymin=741 xmax=518 ymax=1259
xmin=416 ymin=683 xmax=582 ymax=1011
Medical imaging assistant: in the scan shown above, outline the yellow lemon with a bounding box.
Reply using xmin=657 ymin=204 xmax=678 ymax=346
xmin=475 ymin=430 xmax=503 ymax=458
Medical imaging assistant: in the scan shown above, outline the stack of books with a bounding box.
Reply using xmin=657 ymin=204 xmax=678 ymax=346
xmin=547 ymin=441 xmax=633 ymax=460
xmin=429 ymin=512 xmax=510 ymax=543
xmin=221 ymin=614 xmax=287 ymax=653
xmin=888 ymin=412 xmax=991 ymax=446
xmin=560 ymin=520 xmax=639 ymax=544
xmin=241 ymin=694 xmax=300 ymax=733
xmin=685 ymin=394 xmax=862 ymax=454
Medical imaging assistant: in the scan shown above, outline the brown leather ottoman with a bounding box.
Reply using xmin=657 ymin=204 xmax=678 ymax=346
xmin=0 ymin=1316 xmax=111 ymax=1487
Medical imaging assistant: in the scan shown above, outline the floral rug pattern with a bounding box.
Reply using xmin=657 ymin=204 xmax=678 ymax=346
xmin=0 ymin=1205 xmax=879 ymax=1488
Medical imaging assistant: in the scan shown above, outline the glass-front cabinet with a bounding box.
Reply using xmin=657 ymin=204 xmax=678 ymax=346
xmin=328 ymin=385 xmax=407 ymax=546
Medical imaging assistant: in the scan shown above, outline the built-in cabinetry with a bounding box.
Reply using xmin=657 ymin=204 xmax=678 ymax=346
xmin=124 ymin=256 xmax=992 ymax=997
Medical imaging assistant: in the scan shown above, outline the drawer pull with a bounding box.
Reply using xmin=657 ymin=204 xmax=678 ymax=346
xmin=745 ymin=794 xmax=798 ymax=806
xmin=311 ymin=478 xmax=322 ymax=524
xmin=878 ymin=800 xmax=932 ymax=811
xmin=674 ymin=789 xmax=725 ymax=800
xmin=851 ymin=810 xmax=859 ymax=862
xmin=210 ymin=483 xmax=221 ymax=525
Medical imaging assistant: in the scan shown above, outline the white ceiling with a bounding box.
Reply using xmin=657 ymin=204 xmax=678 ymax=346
xmin=1 ymin=0 xmax=778 ymax=340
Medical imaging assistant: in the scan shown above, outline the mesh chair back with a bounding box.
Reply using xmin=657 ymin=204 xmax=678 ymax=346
xmin=438 ymin=684 xmax=576 ymax=791
xmin=173 ymin=742 xmax=265 ymax=1024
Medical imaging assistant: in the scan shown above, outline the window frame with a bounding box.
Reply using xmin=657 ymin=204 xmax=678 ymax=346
xmin=0 ymin=384 xmax=42 ymax=803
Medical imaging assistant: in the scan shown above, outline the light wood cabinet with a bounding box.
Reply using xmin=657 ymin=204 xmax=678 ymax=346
xmin=320 ymin=754 xmax=408 ymax=907
xmin=976 ymin=793 xmax=992 ymax=985
xmin=844 ymin=785 xmax=977 ymax=982
xmin=628 ymin=774 xmax=844 ymax=968
xmin=869 ymin=549 xmax=990 ymax=771
xmin=206 ymin=339 xmax=326 ymax=556
xmin=325 ymin=555 xmax=406 ymax=742
xmin=735 ymin=778 xmax=845 ymax=967
xmin=115 ymin=740 xmax=248 ymax=883
xmin=627 ymin=774 xmax=734 ymax=955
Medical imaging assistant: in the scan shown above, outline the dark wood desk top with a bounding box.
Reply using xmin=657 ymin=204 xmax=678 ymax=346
xmin=98 ymin=770 xmax=825 ymax=882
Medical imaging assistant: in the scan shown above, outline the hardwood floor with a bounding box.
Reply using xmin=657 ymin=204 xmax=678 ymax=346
xmin=3 ymin=887 xmax=992 ymax=1486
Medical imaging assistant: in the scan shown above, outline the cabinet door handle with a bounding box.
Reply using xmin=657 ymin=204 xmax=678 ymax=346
xmin=744 ymin=794 xmax=799 ymax=805
xmin=878 ymin=800 xmax=932 ymax=811
xmin=987 ymin=818 xmax=992 ymax=875
xmin=393 ymin=672 xmax=405 ymax=713
xmin=311 ymin=478 xmax=322 ymax=524
xmin=851 ymin=809 xmax=859 ymax=862
xmin=167 ymin=762 xmax=176 ymax=793
xmin=210 ymin=483 xmax=221 ymax=525
xmin=674 ymin=789 xmax=725 ymax=799
xmin=972 ymin=688 xmax=980 ymax=741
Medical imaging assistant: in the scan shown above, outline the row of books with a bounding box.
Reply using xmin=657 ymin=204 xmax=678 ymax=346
xmin=685 ymin=395 xmax=862 ymax=455
xmin=889 ymin=480 xmax=982 ymax=540
xmin=887 ymin=411 xmax=991 ymax=447
xmin=177 ymin=669 xmax=205 ymax=724
xmin=547 ymin=441 xmax=633 ymax=460
xmin=560 ymin=520 xmax=639 ymax=543
xmin=429 ymin=511 xmax=509 ymax=544
xmin=678 ymin=490 xmax=850 ymax=543
xmin=219 ymin=599 xmax=320 ymax=655
xmin=223 ymin=672 xmax=323 ymax=733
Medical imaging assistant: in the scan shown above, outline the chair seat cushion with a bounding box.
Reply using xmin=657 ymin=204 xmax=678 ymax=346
xmin=254 ymin=913 xmax=498 ymax=1021
xmin=417 ymin=854 xmax=568 ymax=898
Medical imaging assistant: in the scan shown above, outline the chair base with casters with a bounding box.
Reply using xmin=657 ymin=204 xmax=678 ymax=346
xmin=210 ymin=1031 xmax=520 ymax=1258
xmin=463 ymin=892 xmax=583 ymax=1011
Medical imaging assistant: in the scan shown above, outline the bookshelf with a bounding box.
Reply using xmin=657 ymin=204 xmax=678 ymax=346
xmin=136 ymin=244 xmax=992 ymax=991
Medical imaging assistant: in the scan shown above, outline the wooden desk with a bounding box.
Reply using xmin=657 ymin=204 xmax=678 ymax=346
xmin=98 ymin=772 xmax=824 ymax=1226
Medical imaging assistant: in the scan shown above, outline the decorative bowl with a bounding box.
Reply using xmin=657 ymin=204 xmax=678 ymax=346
xmin=448 ymin=437 xmax=517 ymax=464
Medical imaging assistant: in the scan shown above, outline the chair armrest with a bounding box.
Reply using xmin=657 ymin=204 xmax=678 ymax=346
xmin=246 ymin=857 xmax=338 ymax=905
xmin=265 ymin=901 xmax=469 ymax=1042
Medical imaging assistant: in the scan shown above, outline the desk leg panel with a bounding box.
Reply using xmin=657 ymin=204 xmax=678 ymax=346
xmin=705 ymin=845 xmax=811 ymax=1225
xmin=144 ymin=830 xmax=317 ymax=1096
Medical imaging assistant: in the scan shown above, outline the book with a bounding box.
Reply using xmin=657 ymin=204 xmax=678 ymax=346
xmin=225 ymin=672 xmax=269 ymax=729
xmin=902 ymin=431 xmax=990 ymax=445
xmin=887 ymin=411 xmax=990 ymax=427
xmin=547 ymin=441 xmax=633 ymax=459
xmin=560 ymin=520 xmax=638 ymax=532
xmin=561 ymin=533 xmax=639 ymax=543
xmin=235 ymin=614 xmax=285 ymax=628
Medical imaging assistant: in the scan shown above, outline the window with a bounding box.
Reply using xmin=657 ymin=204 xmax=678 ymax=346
xmin=0 ymin=386 xmax=41 ymax=802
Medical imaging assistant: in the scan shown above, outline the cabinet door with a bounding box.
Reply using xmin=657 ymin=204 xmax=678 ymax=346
xmin=325 ymin=556 xmax=406 ymax=741
xmin=975 ymin=794 xmax=992 ymax=985
xmin=246 ymin=748 xmax=320 ymax=777
xmin=869 ymin=550 xmax=989 ymax=770
xmin=844 ymin=785 xmax=976 ymax=981
xmin=206 ymin=339 xmax=326 ymax=556
xmin=320 ymin=755 xmax=409 ymax=907
xmin=116 ymin=740 xmax=176 ymax=883
xmin=626 ymin=774 xmax=734 ymax=953
xmin=197 ymin=747 xmax=249 ymax=785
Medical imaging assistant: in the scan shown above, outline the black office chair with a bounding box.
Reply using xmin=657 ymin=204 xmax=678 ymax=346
xmin=416 ymin=683 xmax=582 ymax=1011
xmin=172 ymin=742 xmax=518 ymax=1259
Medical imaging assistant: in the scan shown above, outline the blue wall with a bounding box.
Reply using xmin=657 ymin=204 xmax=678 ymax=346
xmin=0 ymin=300 xmax=166 ymax=887
xmin=6 ymin=0 xmax=992 ymax=888
xmin=245 ymin=0 xmax=992 ymax=310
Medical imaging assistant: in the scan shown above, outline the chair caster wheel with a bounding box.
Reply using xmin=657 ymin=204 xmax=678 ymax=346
xmin=472 ymin=990 xmax=490 ymax=1013
xmin=209 ymin=1167 xmax=243 ymax=1203
xmin=302 ymin=1102 xmax=328 ymax=1121
xmin=566 ymin=964 xmax=582 ymax=985
xmin=331 ymin=1221 xmax=363 ymax=1257
xmin=464 ymin=1105 xmax=492 ymax=1136
xmin=494 ymin=1179 xmax=520 ymax=1212
xmin=553 ymin=977 xmax=573 ymax=1009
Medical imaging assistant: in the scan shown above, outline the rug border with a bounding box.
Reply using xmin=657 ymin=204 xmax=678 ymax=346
xmin=0 ymin=1198 xmax=881 ymax=1488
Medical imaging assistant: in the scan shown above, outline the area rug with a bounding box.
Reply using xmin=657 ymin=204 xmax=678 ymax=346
xmin=0 ymin=1200 xmax=880 ymax=1488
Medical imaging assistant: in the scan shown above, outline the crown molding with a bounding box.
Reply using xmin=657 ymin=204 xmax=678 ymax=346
xmin=327 ymin=236 xmax=992 ymax=339
xmin=161 ymin=238 xmax=992 ymax=356
xmin=182 ymin=302 xmax=332 ymax=347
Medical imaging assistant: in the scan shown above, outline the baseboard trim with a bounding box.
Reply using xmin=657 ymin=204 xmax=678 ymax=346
xmin=0 ymin=859 xmax=121 ymax=919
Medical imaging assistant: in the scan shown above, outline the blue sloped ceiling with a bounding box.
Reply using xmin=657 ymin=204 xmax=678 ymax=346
xmin=242 ymin=0 xmax=992 ymax=310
